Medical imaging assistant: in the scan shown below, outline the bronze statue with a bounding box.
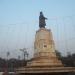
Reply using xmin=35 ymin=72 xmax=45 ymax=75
xmin=39 ymin=12 xmax=47 ymax=28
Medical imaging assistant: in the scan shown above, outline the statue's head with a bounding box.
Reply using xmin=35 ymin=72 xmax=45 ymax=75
xmin=40 ymin=11 xmax=43 ymax=16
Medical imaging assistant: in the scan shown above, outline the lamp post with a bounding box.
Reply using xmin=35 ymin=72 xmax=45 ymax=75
xmin=20 ymin=48 xmax=28 ymax=66
xmin=5 ymin=51 xmax=10 ymax=74
xmin=7 ymin=51 xmax=10 ymax=67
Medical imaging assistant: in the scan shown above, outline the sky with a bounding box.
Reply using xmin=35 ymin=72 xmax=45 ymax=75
xmin=0 ymin=0 xmax=75 ymax=59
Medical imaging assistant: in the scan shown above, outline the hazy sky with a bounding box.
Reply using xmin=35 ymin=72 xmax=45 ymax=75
xmin=0 ymin=0 xmax=75 ymax=59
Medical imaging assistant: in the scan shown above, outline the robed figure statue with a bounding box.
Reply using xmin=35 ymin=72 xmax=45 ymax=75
xmin=39 ymin=12 xmax=47 ymax=28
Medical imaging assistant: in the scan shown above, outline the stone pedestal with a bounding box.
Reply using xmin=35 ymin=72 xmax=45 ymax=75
xmin=27 ymin=28 xmax=63 ymax=67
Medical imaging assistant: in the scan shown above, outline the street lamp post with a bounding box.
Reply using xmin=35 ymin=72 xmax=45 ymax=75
xmin=5 ymin=51 xmax=10 ymax=74
xmin=20 ymin=48 xmax=28 ymax=66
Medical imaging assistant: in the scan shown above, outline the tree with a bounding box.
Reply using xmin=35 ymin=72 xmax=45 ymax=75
xmin=55 ymin=50 xmax=62 ymax=60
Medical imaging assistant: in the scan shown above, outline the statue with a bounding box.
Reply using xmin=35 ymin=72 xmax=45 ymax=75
xmin=39 ymin=12 xmax=47 ymax=28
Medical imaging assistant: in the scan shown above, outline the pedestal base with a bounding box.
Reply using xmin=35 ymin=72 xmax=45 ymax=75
xmin=16 ymin=66 xmax=75 ymax=75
